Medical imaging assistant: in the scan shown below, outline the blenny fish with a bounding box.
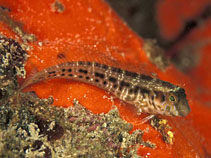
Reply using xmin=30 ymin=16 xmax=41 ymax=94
xmin=20 ymin=61 xmax=190 ymax=116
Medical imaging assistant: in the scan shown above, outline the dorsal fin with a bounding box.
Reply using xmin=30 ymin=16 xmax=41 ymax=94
xmin=53 ymin=46 xmax=154 ymax=78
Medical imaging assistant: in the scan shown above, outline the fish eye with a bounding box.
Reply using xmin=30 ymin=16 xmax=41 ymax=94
xmin=169 ymin=95 xmax=176 ymax=102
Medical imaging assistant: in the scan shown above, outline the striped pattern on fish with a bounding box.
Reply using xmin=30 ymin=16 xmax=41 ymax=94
xmin=20 ymin=61 xmax=190 ymax=116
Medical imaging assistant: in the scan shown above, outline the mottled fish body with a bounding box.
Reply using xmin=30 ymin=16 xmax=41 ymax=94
xmin=20 ymin=61 xmax=190 ymax=116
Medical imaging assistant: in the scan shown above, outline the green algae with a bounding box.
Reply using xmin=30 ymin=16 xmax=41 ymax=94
xmin=0 ymin=89 xmax=147 ymax=158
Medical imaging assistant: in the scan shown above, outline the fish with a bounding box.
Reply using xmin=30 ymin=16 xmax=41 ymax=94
xmin=20 ymin=61 xmax=190 ymax=116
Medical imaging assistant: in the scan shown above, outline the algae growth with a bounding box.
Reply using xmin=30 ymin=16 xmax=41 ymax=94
xmin=0 ymin=36 xmax=157 ymax=158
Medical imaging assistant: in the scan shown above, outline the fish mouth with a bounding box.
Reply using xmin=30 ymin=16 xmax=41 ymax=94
xmin=178 ymin=100 xmax=190 ymax=116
